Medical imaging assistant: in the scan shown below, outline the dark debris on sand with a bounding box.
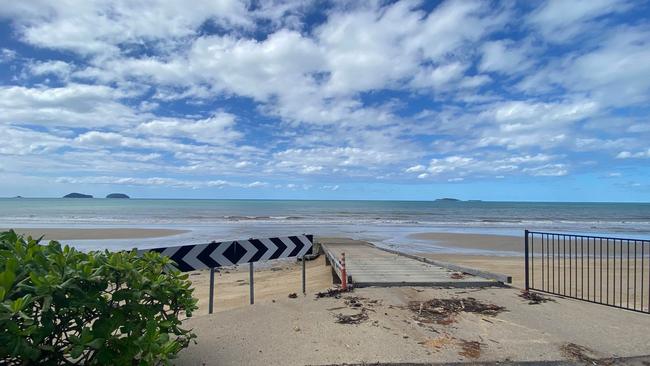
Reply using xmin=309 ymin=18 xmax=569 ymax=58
xmin=519 ymin=290 xmax=555 ymax=305
xmin=560 ymin=342 xmax=599 ymax=364
xmin=457 ymin=339 xmax=482 ymax=359
xmin=408 ymin=297 xmax=506 ymax=325
xmin=334 ymin=311 xmax=369 ymax=325
xmin=315 ymin=287 xmax=351 ymax=299
xmin=450 ymin=272 xmax=470 ymax=280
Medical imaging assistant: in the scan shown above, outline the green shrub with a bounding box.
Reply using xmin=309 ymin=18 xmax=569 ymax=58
xmin=0 ymin=230 xmax=198 ymax=365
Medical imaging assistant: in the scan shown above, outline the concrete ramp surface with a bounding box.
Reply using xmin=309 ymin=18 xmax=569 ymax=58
xmin=321 ymin=238 xmax=501 ymax=287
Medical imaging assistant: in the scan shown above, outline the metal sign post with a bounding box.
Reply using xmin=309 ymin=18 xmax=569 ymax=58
xmin=141 ymin=234 xmax=314 ymax=314
xmin=302 ymin=255 xmax=306 ymax=295
xmin=249 ymin=262 xmax=254 ymax=304
xmin=209 ymin=267 xmax=215 ymax=314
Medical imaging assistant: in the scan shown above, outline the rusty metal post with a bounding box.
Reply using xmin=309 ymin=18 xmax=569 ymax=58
xmin=341 ymin=252 xmax=347 ymax=290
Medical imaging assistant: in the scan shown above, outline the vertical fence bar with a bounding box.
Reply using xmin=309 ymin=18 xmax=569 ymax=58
xmin=581 ymin=237 xmax=584 ymax=299
xmin=573 ymin=238 xmax=578 ymax=298
xmin=607 ymin=238 xmax=610 ymax=305
xmin=625 ymin=240 xmax=630 ymax=308
xmin=208 ymin=267 xmax=215 ymax=314
xmin=600 ymin=238 xmax=603 ymax=304
xmin=525 ymin=230 xmax=530 ymax=291
xmin=249 ymin=262 xmax=254 ymax=305
xmin=541 ymin=233 xmax=545 ymax=291
xmin=613 ymin=239 xmax=617 ymax=306
xmin=634 ymin=240 xmax=637 ymax=310
xmin=620 ymin=239 xmax=623 ymax=307
xmin=552 ymin=234 xmax=555 ymax=293
xmin=569 ymin=235 xmax=572 ymax=297
xmin=562 ymin=235 xmax=566 ymax=295
xmin=587 ymin=238 xmax=591 ymax=300
xmin=531 ymin=233 xmax=534 ymax=289
xmin=642 ymin=241 xmax=645 ymax=311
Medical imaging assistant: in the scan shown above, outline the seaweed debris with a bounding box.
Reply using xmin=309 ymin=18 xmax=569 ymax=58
xmin=408 ymin=297 xmax=506 ymax=325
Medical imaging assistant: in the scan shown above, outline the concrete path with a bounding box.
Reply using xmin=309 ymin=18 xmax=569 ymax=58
xmin=320 ymin=238 xmax=500 ymax=287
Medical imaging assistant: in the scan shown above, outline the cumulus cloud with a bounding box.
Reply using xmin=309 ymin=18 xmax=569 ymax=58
xmin=0 ymin=0 xmax=648 ymax=193
xmin=55 ymin=176 xmax=268 ymax=189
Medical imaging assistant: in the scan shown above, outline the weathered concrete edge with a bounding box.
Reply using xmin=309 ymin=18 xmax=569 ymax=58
xmin=352 ymin=280 xmax=503 ymax=288
xmin=369 ymin=244 xmax=513 ymax=284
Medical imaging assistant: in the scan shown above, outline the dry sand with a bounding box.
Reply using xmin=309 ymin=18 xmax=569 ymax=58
xmin=3 ymin=227 xmax=189 ymax=240
xmin=177 ymin=285 xmax=650 ymax=365
xmin=189 ymin=256 xmax=333 ymax=315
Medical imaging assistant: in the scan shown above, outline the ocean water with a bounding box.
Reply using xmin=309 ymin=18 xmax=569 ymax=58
xmin=1 ymin=198 xmax=649 ymax=252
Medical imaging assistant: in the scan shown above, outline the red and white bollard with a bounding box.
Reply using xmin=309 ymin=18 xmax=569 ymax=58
xmin=340 ymin=252 xmax=347 ymax=290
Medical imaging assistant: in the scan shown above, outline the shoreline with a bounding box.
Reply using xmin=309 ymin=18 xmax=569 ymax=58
xmin=2 ymin=227 xmax=190 ymax=240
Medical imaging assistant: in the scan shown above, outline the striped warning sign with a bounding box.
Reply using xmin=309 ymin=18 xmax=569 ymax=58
xmin=140 ymin=234 xmax=313 ymax=272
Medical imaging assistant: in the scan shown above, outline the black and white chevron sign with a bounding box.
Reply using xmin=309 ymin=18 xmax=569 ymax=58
xmin=140 ymin=234 xmax=313 ymax=272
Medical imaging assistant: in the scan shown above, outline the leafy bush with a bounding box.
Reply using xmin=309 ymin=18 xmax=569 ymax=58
xmin=0 ymin=230 xmax=198 ymax=365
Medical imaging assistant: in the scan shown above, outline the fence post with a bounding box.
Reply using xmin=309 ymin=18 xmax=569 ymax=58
xmin=524 ymin=230 xmax=530 ymax=291
xmin=208 ymin=267 xmax=215 ymax=314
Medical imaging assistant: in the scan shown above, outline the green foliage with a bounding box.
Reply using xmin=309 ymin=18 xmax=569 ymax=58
xmin=0 ymin=230 xmax=198 ymax=365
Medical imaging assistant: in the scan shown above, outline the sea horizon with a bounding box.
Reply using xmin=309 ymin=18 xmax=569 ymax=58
xmin=3 ymin=198 xmax=649 ymax=253
xmin=3 ymin=197 xmax=650 ymax=204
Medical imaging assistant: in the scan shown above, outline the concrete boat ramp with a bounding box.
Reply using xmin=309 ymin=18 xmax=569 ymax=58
xmin=320 ymin=238 xmax=510 ymax=288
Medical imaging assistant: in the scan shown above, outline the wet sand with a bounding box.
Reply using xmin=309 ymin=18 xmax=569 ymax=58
xmin=409 ymin=232 xmax=524 ymax=253
xmin=3 ymin=227 xmax=189 ymax=240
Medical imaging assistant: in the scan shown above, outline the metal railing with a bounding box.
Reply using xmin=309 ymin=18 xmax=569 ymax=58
xmin=525 ymin=230 xmax=650 ymax=313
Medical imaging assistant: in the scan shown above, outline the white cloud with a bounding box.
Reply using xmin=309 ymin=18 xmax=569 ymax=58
xmin=0 ymin=125 xmax=68 ymax=155
xmin=0 ymin=0 xmax=252 ymax=56
xmin=479 ymin=40 xmax=534 ymax=74
xmin=29 ymin=60 xmax=74 ymax=78
xmin=135 ymin=112 xmax=241 ymax=144
xmin=0 ymin=48 xmax=17 ymax=63
xmin=0 ymin=84 xmax=143 ymax=127
xmin=522 ymin=164 xmax=568 ymax=177
xmin=405 ymin=165 xmax=426 ymax=173
xmin=407 ymin=153 xmax=567 ymax=180
xmin=616 ymin=150 xmax=650 ymax=159
xmin=529 ymin=0 xmax=629 ymax=42
xmin=55 ymin=175 xmax=268 ymax=189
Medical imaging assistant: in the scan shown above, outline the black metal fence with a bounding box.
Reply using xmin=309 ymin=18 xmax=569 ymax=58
xmin=525 ymin=230 xmax=650 ymax=313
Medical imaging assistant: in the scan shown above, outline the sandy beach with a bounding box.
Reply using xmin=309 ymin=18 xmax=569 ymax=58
xmin=3 ymin=227 xmax=650 ymax=364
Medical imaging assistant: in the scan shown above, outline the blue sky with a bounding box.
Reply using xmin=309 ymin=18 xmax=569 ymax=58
xmin=0 ymin=0 xmax=649 ymax=201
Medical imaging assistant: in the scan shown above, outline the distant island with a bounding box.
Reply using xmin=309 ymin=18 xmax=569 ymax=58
xmin=106 ymin=193 xmax=130 ymax=199
xmin=63 ymin=193 xmax=93 ymax=198
xmin=435 ymin=198 xmax=460 ymax=202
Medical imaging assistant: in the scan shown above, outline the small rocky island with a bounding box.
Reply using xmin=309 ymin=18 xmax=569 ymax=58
xmin=435 ymin=198 xmax=461 ymax=202
xmin=63 ymin=193 xmax=93 ymax=198
xmin=106 ymin=193 xmax=130 ymax=199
